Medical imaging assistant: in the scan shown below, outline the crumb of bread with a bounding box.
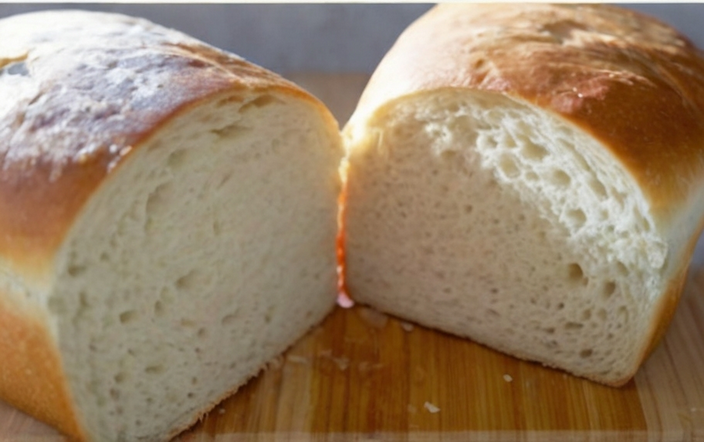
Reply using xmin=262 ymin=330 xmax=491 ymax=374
xmin=424 ymin=402 xmax=440 ymax=413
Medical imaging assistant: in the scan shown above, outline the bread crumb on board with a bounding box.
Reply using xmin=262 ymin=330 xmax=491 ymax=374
xmin=317 ymin=349 xmax=350 ymax=371
xmin=400 ymin=322 xmax=414 ymax=332
xmin=267 ymin=355 xmax=285 ymax=370
xmin=424 ymin=401 xmax=440 ymax=413
xmin=503 ymin=374 xmax=513 ymax=382
xmin=333 ymin=356 xmax=350 ymax=371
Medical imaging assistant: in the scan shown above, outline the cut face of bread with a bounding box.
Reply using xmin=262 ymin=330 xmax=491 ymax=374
xmin=0 ymin=10 xmax=341 ymax=442
xmin=344 ymin=89 xmax=692 ymax=386
xmin=50 ymin=92 xmax=339 ymax=441
xmin=342 ymin=3 xmax=704 ymax=387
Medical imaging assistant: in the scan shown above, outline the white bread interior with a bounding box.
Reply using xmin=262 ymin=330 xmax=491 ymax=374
xmin=34 ymin=91 xmax=341 ymax=441
xmin=344 ymin=89 xmax=682 ymax=385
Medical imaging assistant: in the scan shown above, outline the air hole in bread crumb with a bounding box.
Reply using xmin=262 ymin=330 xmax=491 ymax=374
xmin=545 ymin=327 xmax=555 ymax=334
xmin=114 ymin=372 xmax=127 ymax=384
xmin=565 ymin=322 xmax=583 ymax=330
xmin=580 ymin=349 xmax=593 ymax=358
xmin=222 ymin=310 xmax=240 ymax=326
xmin=180 ymin=318 xmax=196 ymax=328
xmin=614 ymin=191 xmax=627 ymax=207
xmin=119 ymin=310 xmax=138 ymax=324
xmin=215 ymin=95 xmax=242 ymax=108
xmin=191 ymin=377 xmax=198 ymax=385
xmin=79 ymin=291 xmax=89 ymax=308
xmin=241 ymin=94 xmax=280 ymax=112
xmin=67 ymin=264 xmax=87 ymax=277
xmin=145 ymin=182 xmax=173 ymax=219
xmin=197 ymin=328 xmax=207 ymax=339
xmin=498 ymin=154 xmax=520 ymax=178
xmin=167 ymin=149 xmax=188 ymax=169
xmin=109 ymin=388 xmax=120 ymax=400
xmin=217 ymin=172 xmax=233 ymax=190
xmin=145 ymin=365 xmax=166 ymax=375
xmin=502 ymin=133 xmax=517 ymax=149
xmin=602 ymin=281 xmax=616 ymax=299
xmin=154 ymin=300 xmax=165 ymax=316
xmin=551 ymin=169 xmax=571 ymax=188
xmin=567 ymin=209 xmax=586 ymax=228
xmin=567 ymin=263 xmax=585 ymax=283
xmin=522 ymin=141 xmax=548 ymax=160
xmin=582 ymin=309 xmax=592 ymax=321
xmin=440 ymin=150 xmax=458 ymax=162
xmin=589 ymin=178 xmax=607 ymax=198
xmin=211 ymin=122 xmax=244 ymax=138
xmin=616 ymin=261 xmax=628 ymax=276
xmin=175 ymin=270 xmax=200 ymax=291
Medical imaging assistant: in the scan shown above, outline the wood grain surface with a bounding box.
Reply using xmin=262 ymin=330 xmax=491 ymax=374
xmin=1 ymin=74 xmax=703 ymax=442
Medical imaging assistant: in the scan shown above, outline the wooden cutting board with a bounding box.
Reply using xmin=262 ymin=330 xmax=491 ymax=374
xmin=2 ymin=74 xmax=703 ymax=442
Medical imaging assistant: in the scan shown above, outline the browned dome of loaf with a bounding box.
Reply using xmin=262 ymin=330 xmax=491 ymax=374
xmin=354 ymin=3 xmax=704 ymax=214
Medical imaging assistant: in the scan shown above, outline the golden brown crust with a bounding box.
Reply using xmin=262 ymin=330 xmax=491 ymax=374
xmin=0 ymin=10 xmax=329 ymax=278
xmin=0 ymin=293 xmax=85 ymax=441
xmin=350 ymin=4 xmax=704 ymax=214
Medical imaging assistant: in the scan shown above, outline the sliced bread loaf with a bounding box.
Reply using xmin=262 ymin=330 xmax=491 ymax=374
xmin=342 ymin=4 xmax=704 ymax=386
xmin=0 ymin=10 xmax=342 ymax=441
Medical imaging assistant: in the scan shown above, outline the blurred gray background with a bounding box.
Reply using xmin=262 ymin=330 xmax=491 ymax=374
xmin=0 ymin=4 xmax=703 ymax=74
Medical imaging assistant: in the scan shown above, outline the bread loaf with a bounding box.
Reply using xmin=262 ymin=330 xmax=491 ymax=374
xmin=342 ymin=4 xmax=704 ymax=386
xmin=0 ymin=10 xmax=342 ymax=441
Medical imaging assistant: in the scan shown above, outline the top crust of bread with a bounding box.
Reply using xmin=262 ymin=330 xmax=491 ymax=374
xmin=348 ymin=4 xmax=704 ymax=214
xmin=0 ymin=10 xmax=336 ymax=280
